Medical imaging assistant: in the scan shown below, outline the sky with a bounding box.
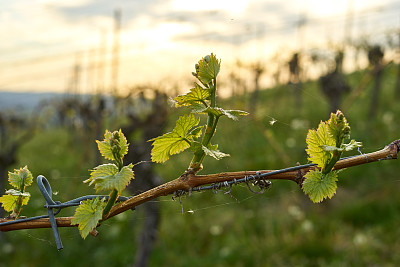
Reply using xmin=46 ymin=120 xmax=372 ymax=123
xmin=0 ymin=0 xmax=398 ymax=95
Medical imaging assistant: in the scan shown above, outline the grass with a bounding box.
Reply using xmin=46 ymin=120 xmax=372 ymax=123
xmin=1 ymin=63 xmax=400 ymax=266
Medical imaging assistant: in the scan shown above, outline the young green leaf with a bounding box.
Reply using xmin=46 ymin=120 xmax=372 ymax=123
xmin=175 ymin=114 xmax=202 ymax=138
xmin=202 ymin=144 xmax=230 ymax=160
xmin=71 ymin=197 xmax=106 ymax=239
xmin=303 ymin=110 xmax=362 ymax=203
xmin=4 ymin=189 xmax=31 ymax=197
xmin=8 ymin=166 xmax=33 ymax=190
xmin=221 ymin=110 xmax=249 ymax=121
xmin=192 ymin=106 xmax=249 ymax=121
xmin=193 ymin=53 xmax=221 ymax=86
xmin=96 ymin=129 xmax=129 ymax=161
xmin=322 ymin=140 xmax=363 ymax=152
xmin=341 ymin=139 xmax=363 ymax=151
xmin=0 ymin=166 xmax=33 ymax=218
xmin=326 ymin=110 xmax=350 ymax=144
xmin=306 ymin=111 xmax=362 ymax=171
xmin=174 ymin=83 xmax=210 ymax=107
xmin=150 ymin=114 xmax=202 ymax=163
xmin=0 ymin=192 xmax=30 ymax=212
xmin=305 ymin=121 xmax=336 ymax=168
xmin=302 ymin=170 xmax=338 ymax=203
xmin=84 ymin=163 xmax=134 ymax=193
xmin=188 ymin=125 xmax=204 ymax=139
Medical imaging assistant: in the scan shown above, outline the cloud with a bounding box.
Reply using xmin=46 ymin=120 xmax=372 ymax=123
xmin=1 ymin=0 xmax=398 ymax=93
xmin=166 ymin=1 xmax=301 ymax=46
xmin=52 ymin=0 xmax=302 ymax=46
xmin=53 ymin=0 xmax=168 ymax=22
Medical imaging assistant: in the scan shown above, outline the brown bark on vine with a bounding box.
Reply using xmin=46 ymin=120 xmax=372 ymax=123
xmin=0 ymin=139 xmax=398 ymax=233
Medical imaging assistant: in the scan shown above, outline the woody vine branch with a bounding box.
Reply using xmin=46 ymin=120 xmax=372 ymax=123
xmin=0 ymin=139 xmax=398 ymax=232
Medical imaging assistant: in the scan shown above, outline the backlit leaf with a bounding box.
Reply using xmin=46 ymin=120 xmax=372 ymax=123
xmin=303 ymin=110 xmax=362 ymax=203
xmin=222 ymin=110 xmax=249 ymax=121
xmin=192 ymin=107 xmax=248 ymax=120
xmin=150 ymin=132 xmax=190 ymax=163
xmin=8 ymin=166 xmax=33 ymax=189
xmin=0 ymin=194 xmax=18 ymax=212
xmin=196 ymin=53 xmax=221 ymax=86
xmin=85 ymin=163 xmax=134 ymax=193
xmin=341 ymin=139 xmax=363 ymax=152
xmin=306 ymin=111 xmax=362 ymax=172
xmin=321 ymin=145 xmax=342 ymax=152
xmin=322 ymin=140 xmax=362 ymax=152
xmin=327 ymin=110 xmax=350 ymax=143
xmin=174 ymin=83 xmax=210 ymax=107
xmin=0 ymin=193 xmax=30 ymax=212
xmin=202 ymin=144 xmax=230 ymax=160
xmin=96 ymin=130 xmax=114 ymax=160
xmin=96 ymin=129 xmax=129 ymax=161
xmin=188 ymin=126 xmax=204 ymax=139
xmin=305 ymin=121 xmax=336 ymax=168
xmin=174 ymin=114 xmax=201 ymax=137
xmin=150 ymin=114 xmax=201 ymax=163
xmin=5 ymin=189 xmax=31 ymax=197
xmin=71 ymin=197 xmax=106 ymax=239
xmin=302 ymin=170 xmax=338 ymax=203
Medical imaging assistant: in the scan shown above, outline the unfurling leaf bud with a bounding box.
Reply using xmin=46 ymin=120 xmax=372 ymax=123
xmin=110 ymin=137 xmax=119 ymax=147
xmin=192 ymin=63 xmax=200 ymax=78
xmin=194 ymin=53 xmax=221 ymax=86
xmin=112 ymin=131 xmax=120 ymax=141
xmin=97 ymin=129 xmax=129 ymax=162
xmin=335 ymin=110 xmax=344 ymax=120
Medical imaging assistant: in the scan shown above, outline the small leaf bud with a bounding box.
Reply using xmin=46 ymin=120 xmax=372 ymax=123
xmin=112 ymin=131 xmax=120 ymax=140
xmin=335 ymin=110 xmax=344 ymax=121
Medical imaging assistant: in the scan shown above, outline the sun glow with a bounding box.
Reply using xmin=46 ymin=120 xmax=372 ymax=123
xmin=171 ymin=0 xmax=248 ymax=14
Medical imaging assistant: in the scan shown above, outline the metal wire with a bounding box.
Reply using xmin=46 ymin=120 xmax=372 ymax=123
xmin=188 ymin=154 xmax=392 ymax=196
xmin=1 ymin=152 xmax=392 ymax=250
xmin=0 ymin=175 xmax=131 ymax=251
xmin=186 ymin=153 xmax=384 ymax=194
xmin=190 ymin=162 xmax=317 ymax=193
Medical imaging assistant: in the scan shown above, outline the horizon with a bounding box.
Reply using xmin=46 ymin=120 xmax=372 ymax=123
xmin=1 ymin=0 xmax=399 ymax=97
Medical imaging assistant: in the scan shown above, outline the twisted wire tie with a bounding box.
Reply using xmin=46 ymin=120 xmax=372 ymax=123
xmin=0 ymin=175 xmax=131 ymax=251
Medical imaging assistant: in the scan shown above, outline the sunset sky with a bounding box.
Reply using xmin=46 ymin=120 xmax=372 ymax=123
xmin=0 ymin=0 xmax=398 ymax=95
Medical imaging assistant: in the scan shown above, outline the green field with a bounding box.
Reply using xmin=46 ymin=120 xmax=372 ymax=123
xmin=1 ymin=64 xmax=399 ymax=266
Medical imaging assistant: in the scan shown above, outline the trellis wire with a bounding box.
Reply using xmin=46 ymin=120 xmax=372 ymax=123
xmin=0 ymin=175 xmax=131 ymax=250
xmin=172 ymin=150 xmax=395 ymax=205
xmin=0 ymin=149 xmax=396 ymax=250
xmin=192 ymin=162 xmax=316 ymax=192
